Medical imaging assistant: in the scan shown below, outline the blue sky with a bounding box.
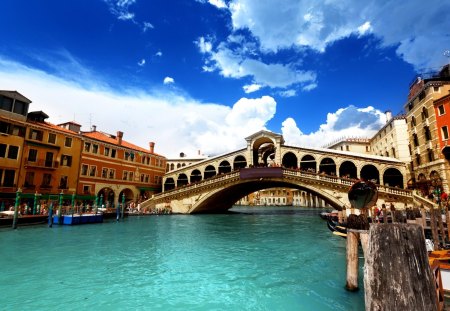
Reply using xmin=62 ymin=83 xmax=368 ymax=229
xmin=0 ymin=0 xmax=449 ymax=157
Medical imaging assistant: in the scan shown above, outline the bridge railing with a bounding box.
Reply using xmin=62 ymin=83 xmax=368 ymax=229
xmin=149 ymin=167 xmax=413 ymax=205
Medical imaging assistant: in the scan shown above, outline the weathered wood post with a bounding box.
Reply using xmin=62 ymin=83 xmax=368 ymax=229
xmin=437 ymin=204 xmax=446 ymax=246
xmin=430 ymin=205 xmax=440 ymax=249
xmin=364 ymin=224 xmax=438 ymax=311
xmin=446 ymin=203 xmax=450 ymax=242
xmin=346 ymin=180 xmax=377 ymax=291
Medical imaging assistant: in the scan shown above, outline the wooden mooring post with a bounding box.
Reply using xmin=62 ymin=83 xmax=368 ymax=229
xmin=364 ymin=224 xmax=438 ymax=311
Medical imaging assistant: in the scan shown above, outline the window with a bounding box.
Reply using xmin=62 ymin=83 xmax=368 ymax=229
xmin=346 ymin=145 xmax=349 ymax=151
xmin=84 ymin=142 xmax=91 ymax=152
xmin=442 ymin=126 xmax=449 ymax=140
xmin=13 ymin=100 xmax=27 ymax=115
xmin=61 ymin=155 xmax=72 ymax=167
xmin=125 ymin=152 xmax=131 ymax=161
xmin=104 ymin=147 xmax=110 ymax=156
xmin=41 ymin=173 xmax=52 ymax=188
xmin=111 ymin=149 xmax=116 ymax=158
xmin=421 ymin=107 xmax=429 ymax=120
xmin=145 ymin=175 xmax=149 ymax=183
xmin=12 ymin=125 xmax=25 ymax=137
xmin=59 ymin=176 xmax=68 ymax=189
xmin=128 ymin=172 xmax=134 ymax=181
xmin=3 ymin=170 xmax=15 ymax=187
xmin=83 ymin=185 xmax=91 ymax=194
xmin=65 ymin=137 xmax=72 ymax=147
xmin=0 ymin=95 xmax=13 ymax=111
xmin=438 ymin=105 xmax=445 ymax=116
xmin=0 ymin=144 xmax=6 ymax=158
xmin=89 ymin=166 xmax=97 ymax=177
xmin=434 ymin=86 xmax=440 ymax=93
xmin=140 ymin=173 xmax=145 ymax=182
xmin=28 ymin=149 xmax=38 ymax=162
xmin=391 ymin=148 xmax=396 ymax=158
xmin=102 ymin=168 xmax=108 ymax=178
xmin=415 ymin=154 xmax=421 ymax=166
xmin=29 ymin=129 xmax=43 ymax=141
xmin=412 ymin=134 xmax=419 ymax=147
xmin=92 ymin=144 xmax=98 ymax=154
xmin=7 ymin=145 xmax=19 ymax=159
xmin=123 ymin=171 xmax=128 ymax=180
xmin=424 ymin=126 xmax=431 ymax=141
xmin=427 ymin=149 xmax=434 ymax=163
xmin=108 ymin=169 xmax=115 ymax=179
xmin=411 ymin=116 xmax=416 ymax=127
xmin=0 ymin=121 xmax=9 ymax=134
xmin=48 ymin=133 xmax=56 ymax=144
xmin=81 ymin=164 xmax=88 ymax=176
xmin=24 ymin=172 xmax=35 ymax=187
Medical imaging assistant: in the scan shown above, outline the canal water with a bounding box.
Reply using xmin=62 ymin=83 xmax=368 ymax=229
xmin=0 ymin=207 xmax=364 ymax=310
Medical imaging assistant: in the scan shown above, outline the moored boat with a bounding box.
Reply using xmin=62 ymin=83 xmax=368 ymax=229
xmin=0 ymin=211 xmax=48 ymax=227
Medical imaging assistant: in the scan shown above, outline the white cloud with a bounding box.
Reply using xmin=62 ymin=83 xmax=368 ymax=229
xmin=138 ymin=59 xmax=146 ymax=66
xmin=281 ymin=105 xmax=386 ymax=148
xmin=226 ymin=0 xmax=450 ymax=70
xmin=155 ymin=51 xmax=163 ymax=57
xmin=163 ymin=76 xmax=174 ymax=84
xmin=243 ymin=83 xmax=261 ymax=93
xmin=143 ymin=22 xmax=154 ymax=32
xmin=0 ymin=57 xmax=279 ymax=157
xmin=279 ymin=89 xmax=296 ymax=97
xmin=197 ymin=0 xmax=227 ymax=9
xmin=104 ymin=0 xmax=136 ymax=21
xmin=198 ymin=39 xmax=317 ymax=89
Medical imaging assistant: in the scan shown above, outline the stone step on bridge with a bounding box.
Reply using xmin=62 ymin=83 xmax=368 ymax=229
xmin=141 ymin=167 xmax=414 ymax=214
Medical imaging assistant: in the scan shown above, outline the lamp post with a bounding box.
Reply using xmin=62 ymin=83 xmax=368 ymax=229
xmin=94 ymin=195 xmax=99 ymax=214
xmin=121 ymin=193 xmax=125 ymax=219
xmin=33 ymin=192 xmax=39 ymax=215
xmin=12 ymin=188 xmax=21 ymax=229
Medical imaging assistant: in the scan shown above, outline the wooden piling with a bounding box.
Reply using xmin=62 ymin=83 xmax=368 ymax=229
xmin=430 ymin=206 xmax=440 ymax=249
xmin=346 ymin=230 xmax=359 ymax=291
xmin=437 ymin=205 xmax=446 ymax=246
xmin=364 ymin=224 xmax=438 ymax=311
xmin=446 ymin=204 xmax=450 ymax=242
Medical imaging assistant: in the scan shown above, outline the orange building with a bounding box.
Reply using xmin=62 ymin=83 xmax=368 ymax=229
xmin=78 ymin=127 xmax=166 ymax=207
xmin=0 ymin=91 xmax=30 ymax=209
xmin=434 ymin=93 xmax=450 ymax=187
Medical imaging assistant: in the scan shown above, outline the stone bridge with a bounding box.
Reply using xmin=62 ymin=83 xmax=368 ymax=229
xmin=141 ymin=130 xmax=414 ymax=213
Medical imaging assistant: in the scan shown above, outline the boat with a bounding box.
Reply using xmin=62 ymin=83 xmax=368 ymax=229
xmin=52 ymin=213 xmax=103 ymax=225
xmin=0 ymin=211 xmax=48 ymax=227
xmin=320 ymin=210 xmax=338 ymax=221
xmin=326 ymin=219 xmax=347 ymax=238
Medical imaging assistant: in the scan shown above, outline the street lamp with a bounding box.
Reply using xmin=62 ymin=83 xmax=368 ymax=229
xmin=12 ymin=188 xmax=22 ymax=229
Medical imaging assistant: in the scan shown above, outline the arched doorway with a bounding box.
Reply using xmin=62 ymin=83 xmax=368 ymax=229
xmin=204 ymin=165 xmax=216 ymax=179
xmin=177 ymin=173 xmax=189 ymax=187
xmin=98 ymin=187 xmax=115 ymax=207
xmin=164 ymin=178 xmax=175 ymax=191
xmin=190 ymin=169 xmax=202 ymax=183
xmin=282 ymin=152 xmax=298 ymax=168
xmin=319 ymin=158 xmax=336 ymax=176
xmin=252 ymin=137 xmax=275 ymax=166
xmin=300 ymin=155 xmax=316 ymax=172
xmin=360 ymin=164 xmax=380 ymax=184
xmin=218 ymin=160 xmax=232 ymax=174
xmin=339 ymin=161 xmax=357 ymax=179
xmin=233 ymin=155 xmax=247 ymax=170
xmin=383 ymin=168 xmax=404 ymax=188
xmin=118 ymin=188 xmax=134 ymax=205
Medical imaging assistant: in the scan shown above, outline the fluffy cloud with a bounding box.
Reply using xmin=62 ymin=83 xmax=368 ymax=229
xmin=197 ymin=37 xmax=317 ymax=90
xmin=163 ymin=77 xmax=174 ymax=84
xmin=281 ymin=105 xmax=386 ymax=148
xmin=137 ymin=59 xmax=146 ymax=66
xmin=226 ymin=0 xmax=450 ymax=70
xmin=0 ymin=57 xmax=277 ymax=157
xmin=243 ymin=83 xmax=261 ymax=93
xmin=104 ymin=0 xmax=136 ymax=21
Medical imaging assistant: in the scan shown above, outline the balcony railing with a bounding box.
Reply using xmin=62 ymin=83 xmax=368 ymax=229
xmin=25 ymin=158 xmax=59 ymax=169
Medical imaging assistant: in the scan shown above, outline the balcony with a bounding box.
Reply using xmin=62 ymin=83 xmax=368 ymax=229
xmin=24 ymin=158 xmax=59 ymax=169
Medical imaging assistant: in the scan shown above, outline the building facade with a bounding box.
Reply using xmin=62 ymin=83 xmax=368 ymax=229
xmin=404 ymin=65 xmax=450 ymax=195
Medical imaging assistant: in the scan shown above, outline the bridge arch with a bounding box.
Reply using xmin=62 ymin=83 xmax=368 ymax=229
xmin=164 ymin=177 xmax=175 ymax=191
xmin=188 ymin=178 xmax=346 ymax=213
xmin=233 ymin=155 xmax=247 ymax=170
xmin=282 ymin=152 xmax=298 ymax=168
xmin=97 ymin=187 xmax=115 ymax=206
xmin=190 ymin=169 xmax=202 ymax=183
xmin=204 ymin=165 xmax=217 ymax=179
xmin=383 ymin=167 xmax=404 ymax=188
xmin=339 ymin=160 xmax=357 ymax=179
xmin=319 ymin=157 xmax=336 ymax=176
xmin=300 ymin=154 xmax=316 ymax=172
xmin=219 ymin=160 xmax=232 ymax=174
xmin=251 ymin=136 xmax=276 ymax=166
xmin=177 ymin=173 xmax=189 ymax=187
xmin=360 ymin=164 xmax=380 ymax=184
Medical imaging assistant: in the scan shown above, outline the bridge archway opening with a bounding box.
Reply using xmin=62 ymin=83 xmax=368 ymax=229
xmin=383 ymin=168 xmax=404 ymax=188
xmin=190 ymin=169 xmax=202 ymax=183
xmin=219 ymin=161 xmax=232 ymax=174
xmin=300 ymin=155 xmax=316 ymax=172
xmin=233 ymin=155 xmax=247 ymax=170
xmin=252 ymin=137 xmax=275 ymax=166
xmin=191 ymin=179 xmax=344 ymax=214
xmin=177 ymin=174 xmax=189 ymax=187
xmin=361 ymin=164 xmax=380 ymax=184
xmin=339 ymin=161 xmax=357 ymax=179
xmin=282 ymin=152 xmax=298 ymax=169
xmin=164 ymin=177 xmax=175 ymax=191
xmin=204 ymin=165 xmax=217 ymax=179
xmin=319 ymin=158 xmax=336 ymax=175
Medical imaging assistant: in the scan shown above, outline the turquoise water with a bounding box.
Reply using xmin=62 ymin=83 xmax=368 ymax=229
xmin=0 ymin=207 xmax=364 ymax=310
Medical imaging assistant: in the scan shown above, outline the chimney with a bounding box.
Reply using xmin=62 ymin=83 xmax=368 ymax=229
xmin=385 ymin=110 xmax=392 ymax=123
xmin=117 ymin=131 xmax=123 ymax=145
xmin=92 ymin=125 xmax=97 ymax=131
xmin=149 ymin=142 xmax=155 ymax=153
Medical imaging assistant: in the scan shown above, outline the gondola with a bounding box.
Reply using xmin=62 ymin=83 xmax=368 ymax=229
xmin=326 ymin=219 xmax=347 ymax=238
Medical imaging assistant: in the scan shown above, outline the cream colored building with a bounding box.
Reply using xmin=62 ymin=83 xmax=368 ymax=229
xmin=326 ymin=138 xmax=371 ymax=154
